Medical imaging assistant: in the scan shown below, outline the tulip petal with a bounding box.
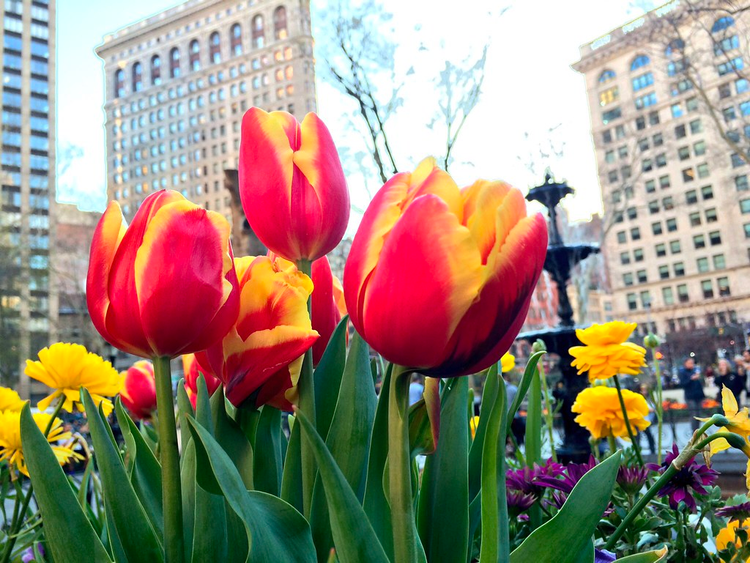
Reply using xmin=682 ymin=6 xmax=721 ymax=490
xmin=311 ymin=257 xmax=342 ymax=365
xmin=434 ymin=212 xmax=547 ymax=376
xmin=135 ymin=200 xmax=237 ymax=357
xmin=359 ymin=194 xmax=483 ymax=369
xmin=105 ymin=190 xmax=185 ymax=357
xmin=86 ymin=201 xmax=127 ymax=349
xmin=461 ymin=180 xmax=515 ymax=263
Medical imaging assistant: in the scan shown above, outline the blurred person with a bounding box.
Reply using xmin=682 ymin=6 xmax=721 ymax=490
xmin=408 ymin=374 xmax=424 ymax=406
xmin=715 ymin=358 xmax=745 ymax=406
xmin=637 ymin=383 xmax=656 ymax=454
xmin=735 ymin=355 xmax=747 ymax=378
xmin=679 ymin=357 xmax=704 ymax=431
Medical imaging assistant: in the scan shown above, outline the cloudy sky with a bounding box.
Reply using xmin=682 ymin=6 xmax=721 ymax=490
xmin=57 ymin=0 xmax=647 ymax=225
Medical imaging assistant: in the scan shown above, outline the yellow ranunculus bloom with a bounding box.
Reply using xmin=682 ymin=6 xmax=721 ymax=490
xmin=0 ymin=410 xmax=80 ymax=477
xmin=571 ymin=385 xmax=650 ymax=440
xmin=0 ymin=387 xmax=26 ymax=412
xmin=24 ymin=343 xmax=124 ymax=416
xmin=569 ymin=321 xmax=647 ymax=382
xmin=716 ymin=519 xmax=750 ymax=555
xmin=500 ymin=353 xmax=515 ymax=374
xmin=470 ymin=415 xmax=480 ymax=439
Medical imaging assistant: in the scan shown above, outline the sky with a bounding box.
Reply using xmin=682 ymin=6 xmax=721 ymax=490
xmin=56 ymin=0 xmax=649 ymax=223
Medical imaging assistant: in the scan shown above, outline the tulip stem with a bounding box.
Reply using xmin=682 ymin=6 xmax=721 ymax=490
xmin=153 ymin=356 xmax=184 ymax=563
xmin=652 ymin=350 xmax=664 ymax=464
xmin=388 ymin=365 xmax=419 ymax=563
xmin=296 ymin=258 xmax=316 ymax=519
xmin=613 ymin=375 xmax=644 ymax=467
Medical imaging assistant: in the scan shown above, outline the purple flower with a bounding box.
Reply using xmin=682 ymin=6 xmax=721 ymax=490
xmin=534 ymin=456 xmax=598 ymax=494
xmin=595 ymin=549 xmax=617 ymax=562
xmin=716 ymin=501 xmax=750 ymax=522
xmin=506 ymin=458 xmax=565 ymax=499
xmin=647 ymin=444 xmax=718 ymax=511
xmin=21 ymin=544 xmax=45 ymax=563
xmin=506 ymin=489 xmax=536 ymax=517
xmin=617 ymin=465 xmax=650 ymax=496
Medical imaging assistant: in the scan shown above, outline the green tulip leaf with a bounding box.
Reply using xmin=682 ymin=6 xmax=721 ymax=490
xmin=468 ymin=364 xmax=498 ymax=500
xmin=81 ymin=388 xmax=163 ymax=563
xmin=114 ymin=398 xmax=163 ymax=540
xmin=310 ymin=331 xmax=378 ymax=560
xmin=280 ymin=414 xmax=304 ymax=513
xmin=509 ymin=452 xmax=622 ymax=563
xmin=617 ymin=548 xmax=668 ymax=562
xmin=417 ymin=377 xmax=470 ymax=563
xmin=253 ymin=406 xmax=284 ymax=496
xmin=176 ymin=379 xmax=194 ymax=456
xmin=296 ymin=410 xmax=389 ymax=563
xmin=408 ymin=377 xmax=440 ymax=457
xmin=362 ymin=363 xmax=394 ymax=560
xmin=186 ymin=416 xmax=316 ymax=563
xmin=210 ymin=388 xmax=254 ymax=490
xmin=20 ymin=404 xmax=113 ymax=563
xmin=314 ymin=316 xmax=349 ymax=441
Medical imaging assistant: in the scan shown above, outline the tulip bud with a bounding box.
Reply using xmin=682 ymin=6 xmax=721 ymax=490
xmin=120 ymin=361 xmax=157 ymax=420
xmin=532 ymin=339 xmax=547 ymax=353
xmin=311 ymin=256 xmax=347 ymax=366
xmin=181 ymin=353 xmax=221 ymax=409
xmin=239 ymin=108 xmax=350 ymax=262
xmin=643 ymin=333 xmax=660 ymax=349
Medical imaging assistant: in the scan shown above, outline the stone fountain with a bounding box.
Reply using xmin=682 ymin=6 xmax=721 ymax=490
xmin=518 ymin=172 xmax=600 ymax=462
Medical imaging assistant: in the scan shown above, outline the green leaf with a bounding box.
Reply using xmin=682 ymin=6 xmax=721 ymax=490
xmin=509 ymin=452 xmax=622 ymax=563
xmin=417 ymin=377 xmax=469 ymax=563
xmin=314 ymin=316 xmax=349 ymax=441
xmin=362 ymin=364 xmax=394 ymax=560
xmin=296 ymin=410 xmax=389 ymax=563
xmin=211 ymin=388 xmax=254 ymax=490
xmin=20 ymin=404 xmax=113 ymax=563
xmin=508 ymin=351 xmax=545 ymax=421
xmin=82 ymin=389 xmax=163 ymax=563
xmin=617 ymin=548 xmax=668 ymax=562
xmin=468 ymin=364 xmax=498 ymax=501
xmin=186 ymin=416 xmax=316 ymax=563
xmin=115 ymin=398 xmax=163 ymax=540
xmin=253 ymin=406 xmax=284 ymax=496
xmin=310 ymin=331 xmax=378 ymax=560
xmin=191 ymin=376 xmax=228 ymax=563
xmin=280 ymin=415 xmax=303 ymax=513
xmin=176 ymin=379 xmax=195 ymax=455
xmin=525 ymin=358 xmax=544 ymax=529
xmin=408 ymin=378 xmax=440 ymax=457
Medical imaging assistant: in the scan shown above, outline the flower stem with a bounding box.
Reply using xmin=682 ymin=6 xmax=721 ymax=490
xmin=604 ymin=463 xmax=677 ymax=550
xmin=607 ymin=435 xmax=617 ymax=456
xmin=296 ymin=258 xmax=316 ymax=519
xmin=153 ymin=355 xmax=184 ymax=563
xmin=388 ymin=365 xmax=418 ymax=563
xmin=652 ymin=351 xmax=664 ymax=464
xmin=538 ymin=361 xmax=557 ymax=463
xmin=613 ymin=375 xmax=643 ymax=467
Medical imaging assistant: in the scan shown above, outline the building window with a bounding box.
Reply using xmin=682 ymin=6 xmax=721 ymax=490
xmin=705 ymin=208 xmax=718 ymax=223
xmin=635 ymin=92 xmax=657 ymax=110
xmin=637 ymin=270 xmax=647 ymax=283
xmin=701 ymin=280 xmax=714 ymax=299
xmin=623 ymin=273 xmax=634 ymax=286
xmin=209 ymin=32 xmax=221 ymax=64
xmin=678 ymin=146 xmax=690 ymax=160
xmin=668 ymin=59 xmax=687 ymax=77
xmin=701 ymin=185 xmax=714 ymax=200
xmin=620 ymin=251 xmax=630 ymax=265
xmin=636 ymin=116 xmax=646 ymax=130
xmin=686 ymin=97 xmax=699 ymax=112
xmin=189 ymin=40 xmax=200 ymax=71
xmin=686 ymin=190 xmax=697 ymax=204
xmin=132 ymin=62 xmax=143 ymax=92
xmin=675 ymin=124 xmax=687 ymax=139
xmin=659 ymin=265 xmax=670 ymax=279
xmin=732 ymin=153 xmax=745 ymax=168
xmin=670 ymin=240 xmax=681 ymax=254
xmin=642 ymin=159 xmax=653 ymax=172
xmin=627 ymin=206 xmax=637 ymax=220
xmin=737 ymin=78 xmax=749 ymax=93
xmin=690 ymin=119 xmax=702 ymax=133
xmin=170 ymin=47 xmax=181 ymax=78
xmin=648 ymin=200 xmax=659 ymax=214
xmin=718 ymin=57 xmax=744 ymax=76
xmin=697 ymin=257 xmax=709 ymax=273
xmin=253 ymin=15 xmax=265 ymax=49
xmin=693 ymin=140 xmax=706 ymax=156
xmin=653 ymin=133 xmax=664 ymax=146
xmin=709 ymin=231 xmax=722 ymax=246
xmin=645 ymin=179 xmax=656 ymax=193
xmin=677 ymin=283 xmax=689 ymax=303
xmin=115 ymin=69 xmax=125 ymax=97
xmin=671 ymin=103 xmax=683 ymax=118
xmin=231 ymin=23 xmax=243 ymax=56
xmin=682 ymin=167 xmax=695 ymax=182
xmin=634 ymin=248 xmax=644 ymax=262
xmin=662 ymin=286 xmax=674 ymax=305
xmin=627 ymin=293 xmax=638 ymax=311
xmin=655 ymin=243 xmax=666 ymax=257
xmin=718 ymin=277 xmax=731 ymax=296
xmin=599 ymin=69 xmax=616 ymax=83
xmin=652 ymin=222 xmax=663 ymax=235
xmin=640 ymin=290 xmax=651 ymax=308
xmin=741 ymin=199 xmax=750 ymax=214
xmin=632 ymin=72 xmax=654 ymax=91
xmin=666 ymin=218 xmax=677 ymax=232
xmin=689 ymin=211 xmax=701 ymax=226
xmin=151 ymin=55 xmax=161 ymax=85
xmin=631 ymin=54 xmax=651 ymax=71
xmin=617 ymin=231 xmax=626 ymax=244
xmin=273 ymin=6 xmax=288 ymax=40
xmin=600 ymin=86 xmax=619 ymax=106
xmin=630 ymin=227 xmax=641 ymax=241
xmin=663 ymin=196 xmax=674 ymax=210
xmin=712 ymin=16 xmax=735 ymax=34
xmin=738 ymin=176 xmax=750 ymax=191
xmin=674 ymin=262 xmax=685 ymax=277
xmin=602 ymin=107 xmax=622 ymax=124
xmin=713 ymin=254 xmax=726 ymax=269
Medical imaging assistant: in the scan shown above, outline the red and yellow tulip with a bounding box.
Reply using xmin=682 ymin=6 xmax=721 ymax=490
xmin=195 ymin=255 xmax=319 ymax=410
xmin=181 ymin=353 xmax=221 ymax=409
xmin=343 ymin=158 xmax=547 ymax=376
xmin=120 ymin=361 xmax=157 ymax=421
xmin=87 ymin=190 xmax=240 ymax=359
xmin=238 ymin=108 xmax=350 ymax=262
xmin=311 ymin=256 xmax=347 ymax=366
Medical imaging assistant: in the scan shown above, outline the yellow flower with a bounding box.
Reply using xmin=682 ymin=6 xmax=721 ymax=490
xmin=716 ymin=519 xmax=750 ymax=555
xmin=501 ymin=353 xmax=515 ymax=373
xmin=0 ymin=387 xmax=26 ymax=412
xmin=25 ymin=343 xmax=123 ymax=416
xmin=569 ymin=321 xmax=647 ymax=382
xmin=700 ymin=386 xmax=750 ymax=455
xmin=470 ymin=415 xmax=480 ymax=439
xmin=0 ymin=410 xmax=80 ymax=477
xmin=571 ymin=385 xmax=650 ymax=440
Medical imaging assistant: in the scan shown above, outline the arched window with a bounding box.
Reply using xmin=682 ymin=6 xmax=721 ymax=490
xmin=665 ymin=38 xmax=684 ymax=57
xmin=115 ymin=69 xmax=125 ymax=98
xmin=170 ymin=48 xmax=181 ymax=78
xmin=274 ymin=6 xmax=288 ymax=40
xmin=630 ymin=54 xmax=650 ymax=71
xmin=151 ymin=55 xmax=161 ymax=85
xmin=230 ymin=23 xmax=243 ymax=56
xmin=209 ymin=32 xmax=221 ymax=64
xmin=712 ymin=16 xmax=735 ymax=34
xmin=598 ymin=69 xmax=616 ymax=83
xmin=189 ymin=39 xmax=200 ymax=71
xmin=252 ymin=15 xmax=265 ymax=49
xmin=132 ymin=62 xmax=143 ymax=92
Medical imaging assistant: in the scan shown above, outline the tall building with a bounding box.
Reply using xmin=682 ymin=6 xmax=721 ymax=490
xmin=0 ymin=0 xmax=56 ymax=398
xmin=573 ymin=2 xmax=750 ymax=360
xmin=95 ymin=0 xmax=316 ymax=227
